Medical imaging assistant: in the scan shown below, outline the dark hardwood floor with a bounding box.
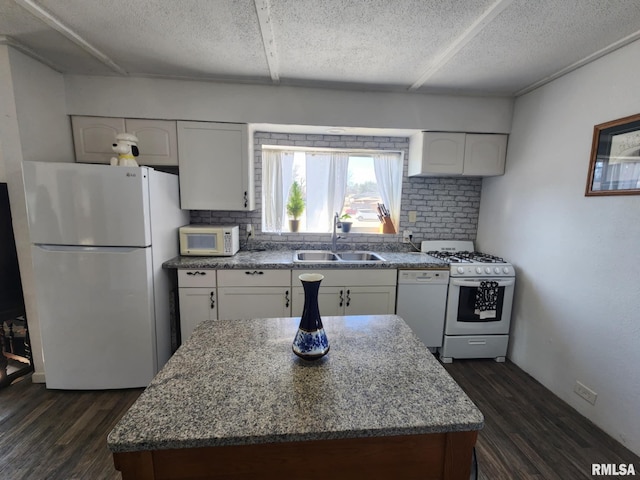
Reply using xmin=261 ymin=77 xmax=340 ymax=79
xmin=0 ymin=360 xmax=638 ymax=479
xmin=0 ymin=375 xmax=142 ymax=479
xmin=443 ymin=360 xmax=640 ymax=480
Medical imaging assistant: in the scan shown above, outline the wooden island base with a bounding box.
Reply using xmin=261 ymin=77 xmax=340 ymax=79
xmin=114 ymin=430 xmax=477 ymax=480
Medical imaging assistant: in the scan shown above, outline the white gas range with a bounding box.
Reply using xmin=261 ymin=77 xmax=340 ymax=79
xmin=422 ymin=241 xmax=515 ymax=363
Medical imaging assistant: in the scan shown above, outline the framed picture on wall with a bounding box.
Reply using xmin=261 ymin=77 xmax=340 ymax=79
xmin=585 ymin=113 xmax=640 ymax=196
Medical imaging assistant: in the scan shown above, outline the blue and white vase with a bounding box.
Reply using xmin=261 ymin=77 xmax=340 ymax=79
xmin=292 ymin=273 xmax=330 ymax=360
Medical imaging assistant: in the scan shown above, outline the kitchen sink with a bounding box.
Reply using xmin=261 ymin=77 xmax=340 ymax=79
xmin=294 ymin=250 xmax=340 ymax=262
xmin=338 ymin=251 xmax=386 ymax=262
xmin=293 ymin=250 xmax=386 ymax=263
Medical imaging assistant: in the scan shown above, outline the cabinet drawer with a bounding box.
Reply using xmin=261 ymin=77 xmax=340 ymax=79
xmin=178 ymin=269 xmax=217 ymax=288
xmin=217 ymin=269 xmax=291 ymax=287
xmin=292 ymin=269 xmax=397 ymax=287
xmin=440 ymin=335 xmax=508 ymax=359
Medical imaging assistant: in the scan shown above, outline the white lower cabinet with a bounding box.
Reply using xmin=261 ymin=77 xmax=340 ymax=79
xmin=291 ymin=269 xmax=397 ymax=316
xmin=178 ymin=268 xmax=398 ymax=338
xmin=178 ymin=270 xmax=217 ymax=344
xmin=217 ymin=270 xmax=292 ymax=320
xmin=217 ymin=287 xmax=291 ymax=319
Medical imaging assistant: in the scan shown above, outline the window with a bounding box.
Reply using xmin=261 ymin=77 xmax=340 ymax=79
xmin=262 ymin=147 xmax=403 ymax=234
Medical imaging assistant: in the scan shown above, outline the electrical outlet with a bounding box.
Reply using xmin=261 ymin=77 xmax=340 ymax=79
xmin=246 ymin=224 xmax=253 ymax=237
xmin=574 ymin=381 xmax=597 ymax=405
xmin=402 ymin=230 xmax=412 ymax=243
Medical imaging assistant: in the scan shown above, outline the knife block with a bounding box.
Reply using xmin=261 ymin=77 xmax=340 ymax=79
xmin=381 ymin=216 xmax=396 ymax=234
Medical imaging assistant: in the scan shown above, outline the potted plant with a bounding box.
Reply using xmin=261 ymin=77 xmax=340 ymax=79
xmin=339 ymin=213 xmax=353 ymax=233
xmin=286 ymin=181 xmax=305 ymax=232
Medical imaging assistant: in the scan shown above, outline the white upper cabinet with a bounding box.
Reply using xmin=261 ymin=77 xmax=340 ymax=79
xmin=177 ymin=121 xmax=255 ymax=211
xmin=409 ymin=132 xmax=507 ymax=177
xmin=462 ymin=134 xmax=508 ymax=176
xmin=409 ymin=132 xmax=465 ymax=176
xmin=72 ymin=116 xmax=125 ymax=164
xmin=125 ymin=119 xmax=178 ymax=166
xmin=71 ymin=116 xmax=178 ymax=166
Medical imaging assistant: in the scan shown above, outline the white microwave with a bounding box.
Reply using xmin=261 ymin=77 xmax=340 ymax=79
xmin=179 ymin=225 xmax=240 ymax=256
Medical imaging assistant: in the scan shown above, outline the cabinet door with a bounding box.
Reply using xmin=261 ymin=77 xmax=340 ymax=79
xmin=462 ymin=134 xmax=507 ymax=176
xmin=345 ymin=286 xmax=397 ymax=315
xmin=177 ymin=121 xmax=254 ymax=211
xmin=218 ymin=287 xmax=291 ymax=320
xmin=126 ymin=119 xmax=178 ymax=166
xmin=291 ymin=286 xmax=345 ymax=317
xmin=72 ymin=116 xmax=125 ymax=164
xmin=409 ymin=132 xmax=465 ymax=176
xmin=178 ymin=288 xmax=217 ymax=343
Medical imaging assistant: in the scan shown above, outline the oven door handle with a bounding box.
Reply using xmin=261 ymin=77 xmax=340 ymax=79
xmin=451 ymin=278 xmax=515 ymax=288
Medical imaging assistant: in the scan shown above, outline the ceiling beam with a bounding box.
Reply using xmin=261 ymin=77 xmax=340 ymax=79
xmin=516 ymin=27 xmax=640 ymax=96
xmin=408 ymin=0 xmax=513 ymax=91
xmin=14 ymin=0 xmax=127 ymax=76
xmin=254 ymin=0 xmax=280 ymax=84
xmin=0 ymin=35 xmax=63 ymax=72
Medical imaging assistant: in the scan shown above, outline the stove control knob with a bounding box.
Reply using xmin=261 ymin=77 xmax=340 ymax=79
xmin=503 ymin=267 xmax=510 ymax=274
xmin=494 ymin=267 xmax=501 ymax=274
xmin=457 ymin=267 xmax=464 ymax=274
xmin=476 ymin=267 xmax=482 ymax=274
xmin=485 ymin=267 xmax=491 ymax=274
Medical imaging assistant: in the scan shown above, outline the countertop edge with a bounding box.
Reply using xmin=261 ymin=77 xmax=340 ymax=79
xmin=108 ymin=420 xmax=485 ymax=453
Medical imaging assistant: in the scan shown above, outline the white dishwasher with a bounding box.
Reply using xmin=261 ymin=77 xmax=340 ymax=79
xmin=396 ymin=270 xmax=450 ymax=351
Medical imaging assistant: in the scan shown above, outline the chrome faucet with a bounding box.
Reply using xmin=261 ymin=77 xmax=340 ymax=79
xmin=331 ymin=212 xmax=342 ymax=252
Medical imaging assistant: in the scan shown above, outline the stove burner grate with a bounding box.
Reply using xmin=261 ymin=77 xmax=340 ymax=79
xmin=426 ymin=250 xmax=506 ymax=264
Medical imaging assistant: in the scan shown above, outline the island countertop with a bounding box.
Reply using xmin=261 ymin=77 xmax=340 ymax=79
xmin=108 ymin=314 xmax=483 ymax=453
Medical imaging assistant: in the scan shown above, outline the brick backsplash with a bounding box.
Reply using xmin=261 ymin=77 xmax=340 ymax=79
xmin=189 ymin=132 xmax=481 ymax=250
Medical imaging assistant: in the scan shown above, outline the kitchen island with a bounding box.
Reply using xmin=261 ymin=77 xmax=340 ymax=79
xmin=108 ymin=315 xmax=483 ymax=479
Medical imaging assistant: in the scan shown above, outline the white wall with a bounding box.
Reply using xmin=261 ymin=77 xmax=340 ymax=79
xmin=64 ymin=75 xmax=513 ymax=133
xmin=0 ymin=46 xmax=73 ymax=383
xmin=11 ymin=54 xmax=74 ymax=164
xmin=476 ymin=39 xmax=640 ymax=455
xmin=0 ymin=144 xmax=5 ymax=183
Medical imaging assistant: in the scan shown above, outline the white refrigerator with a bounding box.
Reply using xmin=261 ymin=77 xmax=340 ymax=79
xmin=23 ymin=162 xmax=189 ymax=389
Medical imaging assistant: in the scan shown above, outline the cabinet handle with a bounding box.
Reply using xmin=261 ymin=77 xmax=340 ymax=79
xmin=285 ymin=290 xmax=290 ymax=308
xmin=339 ymin=289 xmax=344 ymax=307
xmin=186 ymin=271 xmax=206 ymax=276
xmin=244 ymin=270 xmax=264 ymax=275
xmin=346 ymin=289 xmax=351 ymax=307
xmin=244 ymin=191 xmax=248 ymax=208
xmin=210 ymin=292 xmax=215 ymax=309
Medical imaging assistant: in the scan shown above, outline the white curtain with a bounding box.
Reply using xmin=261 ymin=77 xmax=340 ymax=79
xmin=262 ymin=150 xmax=294 ymax=233
xmin=304 ymin=152 xmax=349 ymax=232
xmin=373 ymin=152 xmax=403 ymax=232
xmin=605 ymin=160 xmax=640 ymax=190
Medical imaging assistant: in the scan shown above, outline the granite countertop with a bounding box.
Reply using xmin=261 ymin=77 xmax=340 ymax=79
xmin=163 ymin=250 xmax=448 ymax=270
xmin=108 ymin=314 xmax=483 ymax=453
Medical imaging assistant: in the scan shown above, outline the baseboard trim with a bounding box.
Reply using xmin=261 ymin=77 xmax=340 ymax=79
xmin=32 ymin=371 xmax=46 ymax=383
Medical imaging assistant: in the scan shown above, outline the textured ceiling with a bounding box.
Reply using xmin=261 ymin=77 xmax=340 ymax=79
xmin=1 ymin=0 xmax=640 ymax=96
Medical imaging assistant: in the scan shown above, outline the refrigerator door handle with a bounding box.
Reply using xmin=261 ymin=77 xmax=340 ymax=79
xmin=35 ymin=244 xmax=144 ymax=253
